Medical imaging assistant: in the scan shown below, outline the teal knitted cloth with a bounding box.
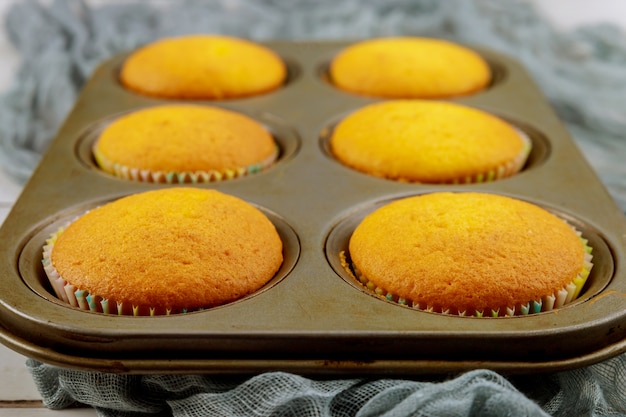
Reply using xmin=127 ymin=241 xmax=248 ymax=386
xmin=3 ymin=1 xmax=626 ymax=416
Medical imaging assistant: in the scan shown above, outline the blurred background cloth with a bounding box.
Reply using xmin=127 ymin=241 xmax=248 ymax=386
xmin=2 ymin=0 xmax=626 ymax=415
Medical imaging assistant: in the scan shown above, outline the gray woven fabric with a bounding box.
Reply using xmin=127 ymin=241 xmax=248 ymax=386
xmin=24 ymin=354 xmax=626 ymax=416
xmin=2 ymin=0 xmax=626 ymax=415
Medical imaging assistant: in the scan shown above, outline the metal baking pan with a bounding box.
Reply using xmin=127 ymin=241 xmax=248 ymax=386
xmin=0 ymin=40 xmax=625 ymax=376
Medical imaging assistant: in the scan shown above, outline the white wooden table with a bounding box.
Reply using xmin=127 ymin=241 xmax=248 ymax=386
xmin=0 ymin=0 xmax=624 ymax=415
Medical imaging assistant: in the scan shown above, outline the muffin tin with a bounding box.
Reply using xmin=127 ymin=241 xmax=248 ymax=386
xmin=0 ymin=40 xmax=625 ymax=375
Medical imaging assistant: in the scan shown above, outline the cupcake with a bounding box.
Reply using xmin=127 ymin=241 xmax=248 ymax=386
xmin=120 ymin=34 xmax=287 ymax=99
xmin=329 ymin=100 xmax=531 ymax=183
xmin=343 ymin=192 xmax=593 ymax=317
xmin=41 ymin=188 xmax=284 ymax=316
xmin=329 ymin=36 xmax=491 ymax=98
xmin=92 ymin=104 xmax=278 ymax=183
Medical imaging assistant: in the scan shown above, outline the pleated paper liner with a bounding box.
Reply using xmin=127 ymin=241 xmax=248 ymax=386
xmin=339 ymin=224 xmax=593 ymax=318
xmin=93 ymin=145 xmax=279 ymax=184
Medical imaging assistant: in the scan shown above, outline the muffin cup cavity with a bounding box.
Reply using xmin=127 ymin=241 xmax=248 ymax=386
xmin=77 ymin=107 xmax=300 ymax=182
xmin=320 ymin=113 xmax=548 ymax=183
xmin=22 ymin=198 xmax=300 ymax=316
xmin=326 ymin=195 xmax=612 ymax=318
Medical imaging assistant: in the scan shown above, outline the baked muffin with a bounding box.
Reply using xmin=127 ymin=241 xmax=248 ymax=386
xmin=120 ymin=35 xmax=287 ymax=99
xmin=329 ymin=100 xmax=530 ymax=183
xmin=42 ymin=188 xmax=284 ymax=315
xmin=329 ymin=36 xmax=491 ymax=98
xmin=343 ymin=192 xmax=593 ymax=317
xmin=93 ymin=104 xmax=278 ymax=183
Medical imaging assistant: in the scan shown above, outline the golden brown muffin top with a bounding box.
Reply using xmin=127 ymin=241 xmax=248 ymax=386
xmin=348 ymin=192 xmax=586 ymax=315
xmin=330 ymin=100 xmax=529 ymax=183
xmin=93 ymin=104 xmax=277 ymax=173
xmin=120 ymin=35 xmax=287 ymax=99
xmin=51 ymin=188 xmax=283 ymax=313
xmin=329 ymin=37 xmax=491 ymax=98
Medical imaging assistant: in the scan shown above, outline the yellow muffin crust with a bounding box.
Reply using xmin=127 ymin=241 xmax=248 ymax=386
xmin=329 ymin=100 xmax=529 ymax=183
xmin=93 ymin=104 xmax=277 ymax=179
xmin=330 ymin=37 xmax=491 ymax=98
xmin=120 ymin=35 xmax=287 ymax=99
xmin=49 ymin=188 xmax=284 ymax=314
xmin=348 ymin=192 xmax=587 ymax=316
